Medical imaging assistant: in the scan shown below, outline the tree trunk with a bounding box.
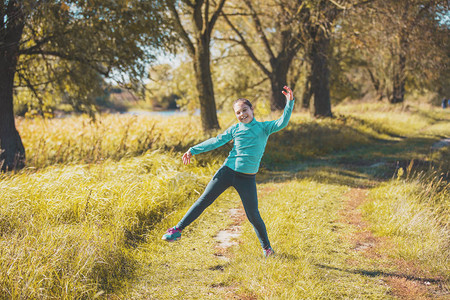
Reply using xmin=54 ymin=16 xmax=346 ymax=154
xmin=302 ymin=70 xmax=313 ymax=109
xmin=269 ymin=50 xmax=298 ymax=110
xmin=193 ymin=36 xmax=220 ymax=131
xmin=310 ymin=31 xmax=333 ymax=117
xmin=269 ymin=63 xmax=289 ymax=110
xmin=0 ymin=77 xmax=25 ymax=172
xmin=366 ymin=67 xmax=383 ymax=101
xmin=390 ymin=29 xmax=408 ymax=104
xmin=390 ymin=51 xmax=406 ymax=104
xmin=1 ymin=1 xmax=26 ymax=172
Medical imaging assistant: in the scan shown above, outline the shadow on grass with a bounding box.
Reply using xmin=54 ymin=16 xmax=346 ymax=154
xmin=258 ymin=134 xmax=448 ymax=188
xmin=274 ymin=252 xmax=301 ymax=261
xmin=316 ymin=264 xmax=444 ymax=285
xmin=258 ymin=165 xmax=380 ymax=188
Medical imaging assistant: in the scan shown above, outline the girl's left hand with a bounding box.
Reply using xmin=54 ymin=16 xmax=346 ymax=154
xmin=182 ymin=151 xmax=192 ymax=165
xmin=282 ymin=86 xmax=294 ymax=101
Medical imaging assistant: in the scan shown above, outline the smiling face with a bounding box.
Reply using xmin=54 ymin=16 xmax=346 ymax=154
xmin=233 ymin=100 xmax=254 ymax=124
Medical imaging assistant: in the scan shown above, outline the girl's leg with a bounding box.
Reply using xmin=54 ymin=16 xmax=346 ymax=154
xmin=233 ymin=174 xmax=271 ymax=249
xmin=176 ymin=166 xmax=232 ymax=230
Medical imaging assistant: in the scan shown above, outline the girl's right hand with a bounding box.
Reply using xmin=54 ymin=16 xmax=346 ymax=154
xmin=282 ymin=86 xmax=294 ymax=101
xmin=182 ymin=151 xmax=192 ymax=165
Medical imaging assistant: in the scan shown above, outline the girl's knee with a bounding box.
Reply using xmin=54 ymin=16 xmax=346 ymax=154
xmin=246 ymin=211 xmax=263 ymax=226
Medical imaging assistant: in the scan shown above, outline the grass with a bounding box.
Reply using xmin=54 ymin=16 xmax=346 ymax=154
xmin=0 ymin=152 xmax=221 ymax=298
xmin=1 ymin=101 xmax=449 ymax=298
xmin=15 ymin=114 xmax=210 ymax=169
xmin=362 ymin=173 xmax=449 ymax=278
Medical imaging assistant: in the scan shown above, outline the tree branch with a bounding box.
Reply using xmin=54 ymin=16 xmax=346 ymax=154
xmin=204 ymin=0 xmax=209 ymax=33
xmin=192 ymin=0 xmax=204 ymax=31
xmin=13 ymin=77 xmax=59 ymax=89
xmin=243 ymin=0 xmax=275 ymax=61
xmin=202 ymin=0 xmax=211 ymax=36
xmin=167 ymin=0 xmax=196 ymax=57
xmin=19 ymin=49 xmax=112 ymax=76
xmin=17 ymin=70 xmax=45 ymax=116
xmin=18 ymin=23 xmax=73 ymax=55
xmin=327 ymin=0 xmax=346 ymax=10
xmin=208 ymin=0 xmax=226 ymax=34
xmin=218 ymin=15 xmax=271 ymax=77
xmin=219 ymin=12 xmax=251 ymax=16
xmin=352 ymin=0 xmax=375 ymax=8
xmin=250 ymin=76 xmax=269 ymax=89
xmin=181 ymin=0 xmax=195 ymax=8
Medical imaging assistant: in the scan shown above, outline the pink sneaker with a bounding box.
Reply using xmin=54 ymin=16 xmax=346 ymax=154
xmin=162 ymin=227 xmax=181 ymax=242
xmin=263 ymin=247 xmax=275 ymax=258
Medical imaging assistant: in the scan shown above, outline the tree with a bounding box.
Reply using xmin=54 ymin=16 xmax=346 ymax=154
xmin=165 ymin=0 xmax=226 ymax=132
xmin=342 ymin=0 xmax=450 ymax=103
xmin=221 ymin=0 xmax=356 ymax=116
xmin=298 ymin=0 xmax=371 ymax=116
xmin=0 ymin=0 xmax=168 ymax=171
xmin=376 ymin=0 xmax=446 ymax=103
xmin=221 ymin=0 xmax=305 ymax=110
xmin=0 ymin=0 xmax=25 ymax=171
xmin=304 ymin=0 xmax=341 ymax=117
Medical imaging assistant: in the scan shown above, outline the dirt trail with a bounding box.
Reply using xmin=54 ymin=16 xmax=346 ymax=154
xmin=431 ymin=138 xmax=450 ymax=150
xmin=342 ymin=188 xmax=448 ymax=299
xmin=213 ymin=206 xmax=246 ymax=259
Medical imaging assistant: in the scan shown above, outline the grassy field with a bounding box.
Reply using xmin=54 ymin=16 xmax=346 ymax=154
xmin=1 ymin=102 xmax=449 ymax=299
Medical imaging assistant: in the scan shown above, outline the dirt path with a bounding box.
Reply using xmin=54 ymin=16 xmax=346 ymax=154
xmin=213 ymin=207 xmax=246 ymax=260
xmin=342 ymin=188 xmax=448 ymax=299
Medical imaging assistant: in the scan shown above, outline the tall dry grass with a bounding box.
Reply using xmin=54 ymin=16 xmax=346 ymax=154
xmin=363 ymin=170 xmax=449 ymax=279
xmin=16 ymin=114 xmax=207 ymax=169
xmin=0 ymin=151 xmax=218 ymax=298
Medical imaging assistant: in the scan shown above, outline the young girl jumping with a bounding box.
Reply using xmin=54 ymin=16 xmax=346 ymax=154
xmin=162 ymin=86 xmax=295 ymax=257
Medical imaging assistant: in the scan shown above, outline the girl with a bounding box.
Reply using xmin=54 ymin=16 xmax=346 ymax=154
xmin=162 ymin=86 xmax=295 ymax=257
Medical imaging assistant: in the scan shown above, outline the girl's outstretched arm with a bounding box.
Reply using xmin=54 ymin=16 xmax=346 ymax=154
xmin=187 ymin=126 xmax=235 ymax=156
xmin=182 ymin=125 xmax=235 ymax=165
xmin=265 ymin=86 xmax=295 ymax=135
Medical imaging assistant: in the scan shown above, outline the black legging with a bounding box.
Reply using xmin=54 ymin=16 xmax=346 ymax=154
xmin=177 ymin=166 xmax=271 ymax=249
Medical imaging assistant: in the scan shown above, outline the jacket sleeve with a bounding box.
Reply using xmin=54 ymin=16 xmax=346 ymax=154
xmin=189 ymin=125 xmax=235 ymax=155
xmin=264 ymin=99 xmax=295 ymax=135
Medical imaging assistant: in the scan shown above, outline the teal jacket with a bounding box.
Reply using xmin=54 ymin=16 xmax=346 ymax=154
xmin=189 ymin=100 xmax=295 ymax=174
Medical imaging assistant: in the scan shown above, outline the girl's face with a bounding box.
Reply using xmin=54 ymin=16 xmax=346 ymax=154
xmin=233 ymin=101 xmax=254 ymax=124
